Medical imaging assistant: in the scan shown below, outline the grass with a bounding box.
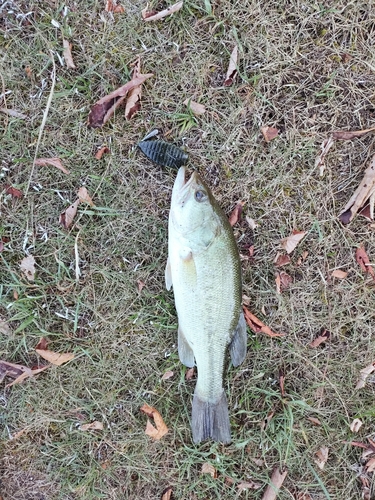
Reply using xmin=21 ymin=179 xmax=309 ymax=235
xmin=1 ymin=0 xmax=375 ymax=498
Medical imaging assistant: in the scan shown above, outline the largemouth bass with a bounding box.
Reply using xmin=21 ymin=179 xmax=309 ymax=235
xmin=165 ymin=167 xmax=247 ymax=444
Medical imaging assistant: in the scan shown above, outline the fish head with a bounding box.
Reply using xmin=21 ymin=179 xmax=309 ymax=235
xmin=170 ymin=167 xmax=220 ymax=244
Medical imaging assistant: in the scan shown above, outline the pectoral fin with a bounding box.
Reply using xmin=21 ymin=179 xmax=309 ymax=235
xmin=165 ymin=257 xmax=172 ymax=291
xmin=178 ymin=326 xmax=195 ymax=367
xmin=229 ymin=312 xmax=247 ymax=367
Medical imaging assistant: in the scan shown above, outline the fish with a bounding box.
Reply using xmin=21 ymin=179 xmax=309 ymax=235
xmin=138 ymin=139 xmax=188 ymax=169
xmin=165 ymin=166 xmax=247 ymax=444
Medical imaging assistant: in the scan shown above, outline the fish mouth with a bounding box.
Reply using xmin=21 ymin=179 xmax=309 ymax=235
xmin=172 ymin=167 xmax=199 ymax=201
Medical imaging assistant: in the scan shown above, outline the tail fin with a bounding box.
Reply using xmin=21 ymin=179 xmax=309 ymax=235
xmin=191 ymin=390 xmax=231 ymax=444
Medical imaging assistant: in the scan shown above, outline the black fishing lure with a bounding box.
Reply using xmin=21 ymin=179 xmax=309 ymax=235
xmin=138 ymin=139 xmax=188 ymax=169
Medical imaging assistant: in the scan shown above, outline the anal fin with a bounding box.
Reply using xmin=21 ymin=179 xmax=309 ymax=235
xmin=229 ymin=312 xmax=247 ymax=367
xmin=178 ymin=325 xmax=195 ymax=367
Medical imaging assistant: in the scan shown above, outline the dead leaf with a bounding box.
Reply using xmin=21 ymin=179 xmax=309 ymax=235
xmin=243 ymin=306 xmax=285 ymax=338
xmin=332 ymin=127 xmax=375 ymax=140
xmin=20 ymin=255 xmax=36 ymax=281
xmin=261 ymin=126 xmax=279 ymax=143
xmin=0 ymin=318 xmax=11 ymax=336
xmin=137 ymin=280 xmax=146 ymax=293
xmin=161 ymin=370 xmax=174 ymax=380
xmin=140 ymin=404 xmax=168 ymax=440
xmin=0 ymin=108 xmax=27 ymax=119
xmin=60 ymin=199 xmax=80 ymax=229
xmin=339 ymin=155 xmax=375 ymax=223
xmin=350 ymin=418 xmax=363 ymax=433
xmin=95 ymin=146 xmax=110 ymax=159
xmin=308 ymin=328 xmax=331 ymax=348
xmin=237 ymin=481 xmax=262 ymax=490
xmin=246 ymin=216 xmax=258 ymax=229
xmin=365 ymin=457 xmax=375 ymax=473
xmin=5 ymin=185 xmax=23 ymax=198
xmin=35 ymin=337 xmax=48 ymax=350
xmin=0 ymin=360 xmax=49 ymax=388
xmin=355 ymin=361 xmax=375 ymax=390
xmin=35 ymin=349 xmax=74 ymax=366
xmin=307 ymin=416 xmax=322 ymax=426
xmin=331 ymin=269 xmax=348 ymax=279
xmin=279 ymin=369 xmax=285 ymax=396
xmin=274 ymin=254 xmax=291 ymax=267
xmin=261 ymin=410 xmax=275 ymax=430
xmin=229 ymin=201 xmax=244 ymax=226
xmin=355 ymin=245 xmax=375 ymax=283
xmin=77 ymin=186 xmax=94 ymax=206
xmin=262 ymin=467 xmax=288 ymax=500
xmin=275 ymin=271 xmax=293 ymax=293
xmin=186 ymin=367 xmax=195 ymax=380
xmin=224 ymin=45 xmax=238 ymax=86
xmin=142 ymin=1 xmax=183 ymax=21
xmin=35 ymin=157 xmax=70 ymax=175
xmin=315 ymin=136 xmax=334 ymax=176
xmin=62 ymin=39 xmax=76 ymax=69
xmin=79 ymin=421 xmax=103 ymax=431
xmin=125 ymin=58 xmax=144 ymax=121
xmin=201 ymin=463 xmax=217 ymax=478
xmin=161 ymin=486 xmax=173 ymax=500
xmin=105 ymin=0 xmax=125 ymax=12
xmin=280 ymin=230 xmax=306 ymax=254
xmin=88 ymin=74 xmax=153 ymax=128
xmin=314 ymin=446 xmax=328 ymax=470
xmin=183 ymin=98 xmax=206 ymax=116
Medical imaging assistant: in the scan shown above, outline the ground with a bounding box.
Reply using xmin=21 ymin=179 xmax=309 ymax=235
xmin=1 ymin=1 xmax=375 ymax=499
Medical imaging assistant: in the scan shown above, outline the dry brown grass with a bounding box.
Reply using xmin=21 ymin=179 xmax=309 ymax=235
xmin=1 ymin=0 xmax=375 ymax=498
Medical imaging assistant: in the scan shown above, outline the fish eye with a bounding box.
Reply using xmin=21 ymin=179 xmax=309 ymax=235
xmin=194 ymin=190 xmax=206 ymax=202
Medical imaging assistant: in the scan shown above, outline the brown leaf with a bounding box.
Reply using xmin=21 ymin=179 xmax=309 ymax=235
xmin=331 ymin=269 xmax=348 ymax=279
xmin=105 ymin=0 xmax=125 ymax=12
xmin=359 ymin=203 xmax=373 ymax=221
xmin=365 ymin=457 xmax=375 ymax=473
xmin=228 ymin=201 xmax=244 ymax=226
xmin=77 ymin=186 xmax=94 ymax=206
xmin=88 ymin=74 xmax=153 ymax=128
xmin=62 ymin=39 xmax=76 ymax=69
xmin=201 ymin=463 xmax=217 ymax=478
xmin=183 ymin=98 xmax=206 ymax=116
xmin=315 ymin=136 xmax=334 ymax=176
xmin=137 ymin=280 xmax=146 ymax=293
xmin=275 ymin=271 xmax=293 ymax=293
xmin=237 ymin=481 xmax=262 ymax=490
xmin=5 ymin=185 xmax=23 ymax=198
xmin=186 ymin=367 xmax=195 ymax=380
xmin=142 ymin=1 xmax=183 ymax=21
xmin=261 ymin=410 xmax=275 ymax=430
xmin=35 ymin=157 xmax=70 ymax=175
xmin=60 ymin=199 xmax=80 ymax=229
xmin=314 ymin=446 xmax=329 ymax=470
xmin=308 ymin=328 xmax=331 ymax=348
xmin=95 ymin=146 xmax=110 ymax=159
xmin=79 ymin=421 xmax=103 ymax=431
xmin=224 ymin=45 xmax=238 ymax=86
xmin=0 ymin=107 xmax=27 ymax=119
xmin=0 ymin=360 xmax=49 ymax=388
xmin=332 ymin=127 xmax=375 ymax=140
xmin=355 ymin=245 xmax=375 ymax=283
xmin=339 ymin=155 xmax=375 ymax=223
xmin=35 ymin=349 xmax=75 ymax=366
xmin=261 ymin=126 xmax=279 ymax=143
xmin=0 ymin=318 xmax=11 ymax=336
xmin=246 ymin=216 xmax=258 ymax=229
xmin=125 ymin=58 xmax=143 ymax=121
xmin=20 ymin=255 xmax=36 ymax=281
xmin=161 ymin=486 xmax=173 ymax=500
xmin=279 ymin=368 xmax=285 ymax=396
xmin=350 ymin=418 xmax=363 ymax=433
xmin=262 ymin=467 xmax=288 ymax=500
xmin=274 ymin=254 xmax=291 ymax=267
xmin=35 ymin=337 xmax=48 ymax=350
xmin=280 ymin=231 xmax=306 ymax=254
xmin=243 ymin=306 xmax=285 ymax=338
xmin=307 ymin=416 xmax=322 ymax=426
xmin=355 ymin=361 xmax=375 ymax=390
xmin=140 ymin=404 xmax=168 ymax=440
xmin=161 ymin=370 xmax=174 ymax=380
